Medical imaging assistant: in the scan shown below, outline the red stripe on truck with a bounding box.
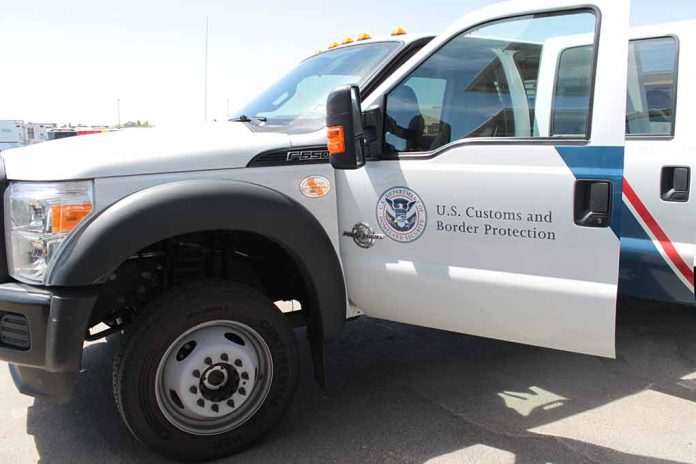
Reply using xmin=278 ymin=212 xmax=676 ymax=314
xmin=623 ymin=178 xmax=694 ymax=286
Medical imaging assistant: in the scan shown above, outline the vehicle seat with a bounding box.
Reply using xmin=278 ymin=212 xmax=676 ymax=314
xmin=386 ymin=85 xmax=451 ymax=151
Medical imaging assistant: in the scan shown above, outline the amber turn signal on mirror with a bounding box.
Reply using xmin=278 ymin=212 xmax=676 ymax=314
xmin=327 ymin=125 xmax=345 ymax=155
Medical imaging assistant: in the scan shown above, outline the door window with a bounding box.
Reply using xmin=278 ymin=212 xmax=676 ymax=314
xmin=384 ymin=76 xmax=447 ymax=151
xmin=626 ymin=37 xmax=678 ymax=136
xmin=552 ymin=46 xmax=594 ymax=136
xmin=383 ymin=10 xmax=597 ymax=153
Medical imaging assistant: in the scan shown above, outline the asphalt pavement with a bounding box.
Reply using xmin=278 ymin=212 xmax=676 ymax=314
xmin=2 ymin=298 xmax=696 ymax=463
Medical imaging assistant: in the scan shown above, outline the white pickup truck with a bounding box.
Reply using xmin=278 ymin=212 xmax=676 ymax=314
xmin=0 ymin=0 xmax=690 ymax=461
xmin=551 ymin=23 xmax=693 ymax=307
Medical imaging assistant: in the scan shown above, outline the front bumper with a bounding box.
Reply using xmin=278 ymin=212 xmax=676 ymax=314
xmin=0 ymin=283 xmax=96 ymax=403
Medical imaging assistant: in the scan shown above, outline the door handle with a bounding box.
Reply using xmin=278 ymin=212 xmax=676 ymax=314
xmin=661 ymin=166 xmax=690 ymax=202
xmin=574 ymin=180 xmax=611 ymax=228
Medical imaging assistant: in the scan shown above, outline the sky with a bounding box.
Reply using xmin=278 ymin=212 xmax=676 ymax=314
xmin=2 ymin=0 xmax=695 ymax=127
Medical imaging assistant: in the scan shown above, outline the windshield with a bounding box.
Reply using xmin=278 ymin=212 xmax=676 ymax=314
xmin=234 ymin=42 xmax=400 ymax=133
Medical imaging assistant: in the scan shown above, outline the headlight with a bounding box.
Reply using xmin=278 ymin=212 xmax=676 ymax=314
xmin=5 ymin=181 xmax=94 ymax=283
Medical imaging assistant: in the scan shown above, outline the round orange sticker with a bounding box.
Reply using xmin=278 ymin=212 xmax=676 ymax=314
xmin=299 ymin=176 xmax=331 ymax=198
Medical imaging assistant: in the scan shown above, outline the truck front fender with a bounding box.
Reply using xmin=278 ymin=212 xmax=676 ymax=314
xmin=46 ymin=179 xmax=347 ymax=342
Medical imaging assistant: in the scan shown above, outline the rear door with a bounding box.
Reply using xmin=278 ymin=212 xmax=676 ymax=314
xmin=335 ymin=0 xmax=630 ymax=357
xmin=621 ymin=31 xmax=695 ymax=304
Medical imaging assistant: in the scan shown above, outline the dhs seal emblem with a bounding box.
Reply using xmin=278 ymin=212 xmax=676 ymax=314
xmin=376 ymin=187 xmax=427 ymax=242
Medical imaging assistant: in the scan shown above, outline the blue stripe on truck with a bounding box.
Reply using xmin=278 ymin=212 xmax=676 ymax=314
xmin=555 ymin=146 xmax=625 ymax=238
xmin=618 ymin=203 xmax=694 ymax=304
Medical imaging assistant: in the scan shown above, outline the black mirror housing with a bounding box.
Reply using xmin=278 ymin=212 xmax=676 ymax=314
xmin=361 ymin=105 xmax=384 ymax=159
xmin=326 ymin=84 xmax=365 ymax=170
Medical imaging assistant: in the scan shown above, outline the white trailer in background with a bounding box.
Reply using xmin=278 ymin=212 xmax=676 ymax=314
xmin=24 ymin=122 xmax=57 ymax=144
xmin=0 ymin=121 xmax=58 ymax=152
xmin=0 ymin=120 xmax=23 ymax=153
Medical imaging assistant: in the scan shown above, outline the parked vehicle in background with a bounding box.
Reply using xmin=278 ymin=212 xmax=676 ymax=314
xmin=47 ymin=127 xmax=119 ymax=140
xmin=0 ymin=120 xmax=22 ymax=153
xmin=46 ymin=128 xmax=77 ymax=140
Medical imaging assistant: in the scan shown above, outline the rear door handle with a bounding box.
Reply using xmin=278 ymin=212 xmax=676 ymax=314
xmin=661 ymin=166 xmax=690 ymax=202
xmin=574 ymin=180 xmax=611 ymax=228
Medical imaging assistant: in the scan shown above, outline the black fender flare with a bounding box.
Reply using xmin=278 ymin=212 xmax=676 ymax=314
xmin=46 ymin=179 xmax=347 ymax=342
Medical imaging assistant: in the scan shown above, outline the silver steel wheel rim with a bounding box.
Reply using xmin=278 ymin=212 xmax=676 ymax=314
xmin=155 ymin=320 xmax=273 ymax=436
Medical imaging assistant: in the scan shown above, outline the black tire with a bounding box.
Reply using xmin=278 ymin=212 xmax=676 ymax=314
xmin=113 ymin=280 xmax=299 ymax=462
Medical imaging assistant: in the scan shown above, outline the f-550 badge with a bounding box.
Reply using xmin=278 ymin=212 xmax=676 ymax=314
xmin=343 ymin=223 xmax=384 ymax=249
xmin=286 ymin=150 xmax=330 ymax=162
xmin=376 ymin=187 xmax=427 ymax=243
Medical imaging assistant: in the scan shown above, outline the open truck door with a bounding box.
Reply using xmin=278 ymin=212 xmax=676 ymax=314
xmin=331 ymin=0 xmax=630 ymax=357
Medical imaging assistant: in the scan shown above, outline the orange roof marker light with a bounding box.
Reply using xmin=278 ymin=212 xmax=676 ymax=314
xmin=356 ymin=33 xmax=372 ymax=41
xmin=391 ymin=26 xmax=407 ymax=36
xmin=342 ymin=37 xmax=354 ymax=45
xmin=327 ymin=125 xmax=345 ymax=155
xmin=328 ymin=41 xmax=340 ymax=49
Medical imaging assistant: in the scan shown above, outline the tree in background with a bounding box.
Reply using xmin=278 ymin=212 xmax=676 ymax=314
xmin=122 ymin=120 xmax=152 ymax=128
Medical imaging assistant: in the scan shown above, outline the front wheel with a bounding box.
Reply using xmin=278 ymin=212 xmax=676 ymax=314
xmin=113 ymin=281 xmax=299 ymax=462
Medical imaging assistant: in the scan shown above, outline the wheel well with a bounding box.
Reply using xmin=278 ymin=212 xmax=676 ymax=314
xmin=89 ymin=230 xmax=309 ymax=330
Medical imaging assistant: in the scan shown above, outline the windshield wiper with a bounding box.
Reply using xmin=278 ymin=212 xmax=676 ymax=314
xmin=230 ymin=114 xmax=267 ymax=123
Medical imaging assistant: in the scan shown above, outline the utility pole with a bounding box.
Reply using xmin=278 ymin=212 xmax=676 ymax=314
xmin=117 ymin=98 xmax=121 ymax=128
xmin=204 ymin=16 xmax=209 ymax=121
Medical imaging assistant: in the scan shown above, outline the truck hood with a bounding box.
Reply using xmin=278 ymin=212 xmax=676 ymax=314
xmin=2 ymin=122 xmax=291 ymax=181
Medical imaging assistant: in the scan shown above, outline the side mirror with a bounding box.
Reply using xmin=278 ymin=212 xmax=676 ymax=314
xmin=326 ymin=84 xmax=365 ymax=170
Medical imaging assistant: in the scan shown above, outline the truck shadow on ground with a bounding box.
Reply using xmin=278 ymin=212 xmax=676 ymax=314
xmin=26 ymin=298 xmax=696 ymax=463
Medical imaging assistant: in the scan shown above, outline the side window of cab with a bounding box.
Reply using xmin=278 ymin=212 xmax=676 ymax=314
xmin=550 ymin=36 xmax=679 ymax=138
xmin=626 ymin=37 xmax=678 ymax=137
xmin=382 ymin=11 xmax=598 ymax=154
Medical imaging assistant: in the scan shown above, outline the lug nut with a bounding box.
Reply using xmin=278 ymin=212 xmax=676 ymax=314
xmin=211 ymin=404 xmax=219 ymax=413
xmin=193 ymin=369 xmax=201 ymax=378
xmin=241 ymin=372 xmax=249 ymax=380
xmin=205 ymin=357 xmax=213 ymax=365
xmin=220 ymin=353 xmax=229 ymax=361
xmin=190 ymin=386 xmax=198 ymax=394
xmin=234 ymin=359 xmax=243 ymax=367
xmin=238 ymin=387 xmax=246 ymax=396
xmin=197 ymin=399 xmax=205 ymax=407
